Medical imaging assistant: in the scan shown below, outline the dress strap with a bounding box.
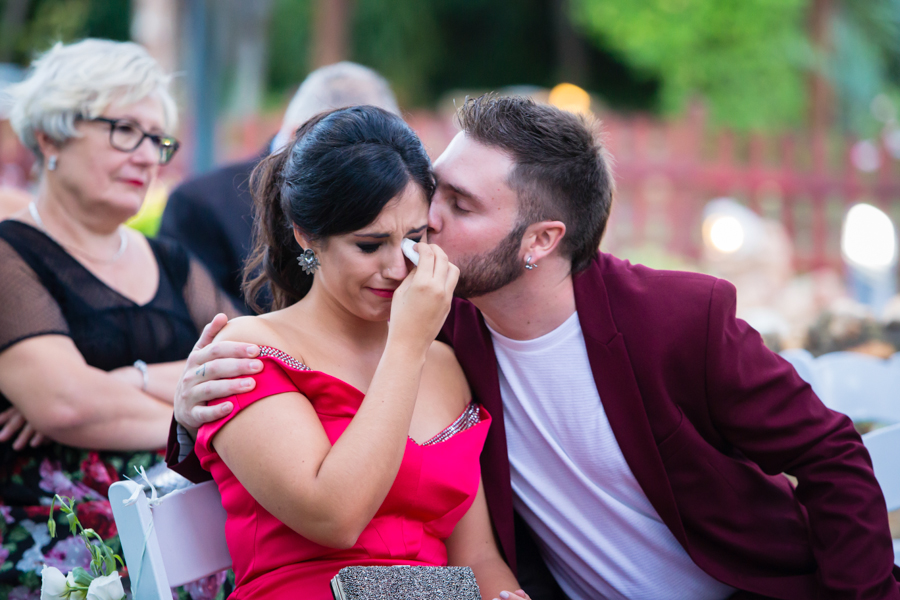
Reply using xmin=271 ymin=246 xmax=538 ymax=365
xmin=422 ymin=402 xmax=484 ymax=446
xmin=259 ymin=345 xmax=311 ymax=371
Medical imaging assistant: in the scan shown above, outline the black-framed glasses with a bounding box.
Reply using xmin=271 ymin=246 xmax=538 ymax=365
xmin=88 ymin=117 xmax=180 ymax=165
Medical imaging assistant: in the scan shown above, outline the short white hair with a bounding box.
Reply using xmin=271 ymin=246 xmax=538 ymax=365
xmin=273 ymin=62 xmax=399 ymax=150
xmin=6 ymin=38 xmax=177 ymax=161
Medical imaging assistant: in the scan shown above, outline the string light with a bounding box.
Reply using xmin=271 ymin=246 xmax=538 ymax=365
xmin=548 ymin=83 xmax=591 ymax=116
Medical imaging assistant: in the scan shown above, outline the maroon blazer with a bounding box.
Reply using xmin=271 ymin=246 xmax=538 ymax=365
xmin=167 ymin=251 xmax=899 ymax=599
xmin=437 ymin=252 xmax=899 ymax=600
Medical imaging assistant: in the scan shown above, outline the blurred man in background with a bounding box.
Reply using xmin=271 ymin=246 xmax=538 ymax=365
xmin=159 ymin=62 xmax=400 ymax=312
xmin=806 ymin=297 xmax=895 ymax=358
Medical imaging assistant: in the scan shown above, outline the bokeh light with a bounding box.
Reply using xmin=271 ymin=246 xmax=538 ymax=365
xmin=706 ymin=215 xmax=745 ymax=254
xmin=841 ymin=203 xmax=897 ymax=269
xmin=548 ymin=83 xmax=591 ymax=116
xmin=850 ymin=140 xmax=882 ymax=173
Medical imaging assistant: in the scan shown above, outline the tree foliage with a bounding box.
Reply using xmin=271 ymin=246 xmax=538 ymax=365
xmin=265 ymin=0 xmax=656 ymax=110
xmin=266 ymin=0 xmax=313 ymax=100
xmin=830 ymin=0 xmax=900 ymax=135
xmin=0 ymin=0 xmax=129 ymax=65
xmin=352 ymin=0 xmax=441 ymax=107
xmin=570 ymin=0 xmax=810 ymax=130
xmin=9 ymin=0 xmax=894 ymax=136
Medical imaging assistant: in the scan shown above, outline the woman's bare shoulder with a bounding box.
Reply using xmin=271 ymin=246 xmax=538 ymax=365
xmin=427 ymin=339 xmax=459 ymax=365
xmin=213 ymin=315 xmax=289 ymax=349
xmin=423 ymin=340 xmax=470 ymax=407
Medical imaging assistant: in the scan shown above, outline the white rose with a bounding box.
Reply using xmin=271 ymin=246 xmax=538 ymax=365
xmin=66 ymin=571 xmax=87 ymax=600
xmin=86 ymin=572 xmax=125 ymax=600
xmin=40 ymin=566 xmax=67 ymax=599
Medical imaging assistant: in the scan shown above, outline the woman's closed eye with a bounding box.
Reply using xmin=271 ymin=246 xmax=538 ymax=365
xmin=357 ymin=237 xmax=422 ymax=254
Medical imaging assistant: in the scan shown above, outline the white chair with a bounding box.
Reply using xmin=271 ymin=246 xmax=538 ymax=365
xmin=780 ymin=350 xmax=900 ymax=426
xmin=862 ymin=422 xmax=900 ymax=566
xmin=109 ymin=479 xmax=231 ymax=599
xmin=779 ymin=348 xmax=820 ymax=394
xmin=815 ymin=352 xmax=900 ymax=424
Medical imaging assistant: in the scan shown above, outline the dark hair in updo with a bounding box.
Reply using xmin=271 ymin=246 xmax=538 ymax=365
xmin=243 ymin=105 xmax=434 ymax=312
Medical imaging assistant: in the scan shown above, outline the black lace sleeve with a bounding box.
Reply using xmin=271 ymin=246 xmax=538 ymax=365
xmin=182 ymin=256 xmax=246 ymax=334
xmin=0 ymin=238 xmax=70 ymax=354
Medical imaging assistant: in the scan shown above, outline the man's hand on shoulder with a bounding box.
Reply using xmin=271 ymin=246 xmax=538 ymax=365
xmin=175 ymin=313 xmax=263 ymax=436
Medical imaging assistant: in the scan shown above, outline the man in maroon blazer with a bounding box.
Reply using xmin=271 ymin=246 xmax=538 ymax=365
xmin=167 ymin=95 xmax=899 ymax=599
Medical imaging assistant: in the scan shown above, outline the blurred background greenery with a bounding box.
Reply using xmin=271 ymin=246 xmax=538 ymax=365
xmin=2 ymin=0 xmax=899 ymax=135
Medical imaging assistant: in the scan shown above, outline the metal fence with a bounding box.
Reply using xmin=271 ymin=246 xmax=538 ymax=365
xmin=4 ymin=107 xmax=900 ymax=273
xmin=602 ymin=110 xmax=900 ymax=272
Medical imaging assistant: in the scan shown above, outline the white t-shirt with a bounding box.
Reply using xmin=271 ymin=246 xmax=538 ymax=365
xmin=487 ymin=312 xmax=734 ymax=600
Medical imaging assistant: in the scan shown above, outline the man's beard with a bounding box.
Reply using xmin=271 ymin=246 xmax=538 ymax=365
xmin=454 ymin=223 xmax=527 ymax=299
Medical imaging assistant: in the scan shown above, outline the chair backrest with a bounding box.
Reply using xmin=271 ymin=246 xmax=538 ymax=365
xmin=780 ymin=350 xmax=900 ymax=425
xmin=862 ymin=423 xmax=900 ymax=513
xmin=861 ymin=422 xmax=900 ymax=567
xmin=779 ymin=348 xmax=820 ymax=394
xmin=815 ymin=352 xmax=900 ymax=423
xmin=109 ymin=479 xmax=231 ymax=598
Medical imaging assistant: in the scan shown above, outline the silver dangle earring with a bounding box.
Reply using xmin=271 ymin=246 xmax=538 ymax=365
xmin=47 ymin=156 xmax=57 ymax=171
xmin=525 ymin=256 xmax=537 ymax=270
xmin=296 ymin=248 xmax=320 ymax=274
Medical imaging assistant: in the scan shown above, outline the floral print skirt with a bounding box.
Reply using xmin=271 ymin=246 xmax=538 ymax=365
xmin=0 ymin=445 xmax=232 ymax=599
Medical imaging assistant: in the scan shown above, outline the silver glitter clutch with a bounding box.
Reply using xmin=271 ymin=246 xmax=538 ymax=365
xmin=330 ymin=565 xmax=481 ymax=600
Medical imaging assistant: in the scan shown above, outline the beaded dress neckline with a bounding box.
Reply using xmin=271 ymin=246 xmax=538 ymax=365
xmin=256 ymin=344 xmax=483 ymax=446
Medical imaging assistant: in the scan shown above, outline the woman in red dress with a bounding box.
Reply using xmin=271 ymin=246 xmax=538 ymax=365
xmin=190 ymin=106 xmax=529 ymax=600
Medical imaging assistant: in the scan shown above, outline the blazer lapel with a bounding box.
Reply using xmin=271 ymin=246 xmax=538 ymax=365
xmin=574 ymin=257 xmax=688 ymax=548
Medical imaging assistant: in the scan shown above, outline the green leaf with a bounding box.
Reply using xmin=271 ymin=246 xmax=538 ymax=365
xmin=21 ymin=570 xmax=40 ymax=588
xmin=101 ymin=545 xmax=116 ymax=576
xmin=124 ymin=454 xmax=153 ymax=479
xmin=19 ymin=571 xmax=41 ymax=590
xmin=7 ymin=526 xmax=29 ymax=543
xmin=66 ymin=512 xmax=78 ymax=535
xmin=106 ymin=535 xmax=122 ymax=552
xmin=71 ymin=566 xmax=94 ymax=587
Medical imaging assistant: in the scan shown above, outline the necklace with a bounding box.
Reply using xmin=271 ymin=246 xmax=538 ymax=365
xmin=28 ymin=201 xmax=129 ymax=264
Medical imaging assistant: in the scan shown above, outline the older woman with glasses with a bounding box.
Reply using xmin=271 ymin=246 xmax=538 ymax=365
xmin=0 ymin=39 xmax=240 ymax=594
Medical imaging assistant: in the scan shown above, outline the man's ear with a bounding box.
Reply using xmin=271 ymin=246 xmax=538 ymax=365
xmin=521 ymin=220 xmax=566 ymax=263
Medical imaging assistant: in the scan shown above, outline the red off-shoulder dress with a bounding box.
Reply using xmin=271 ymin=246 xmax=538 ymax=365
xmin=195 ymin=346 xmax=491 ymax=599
